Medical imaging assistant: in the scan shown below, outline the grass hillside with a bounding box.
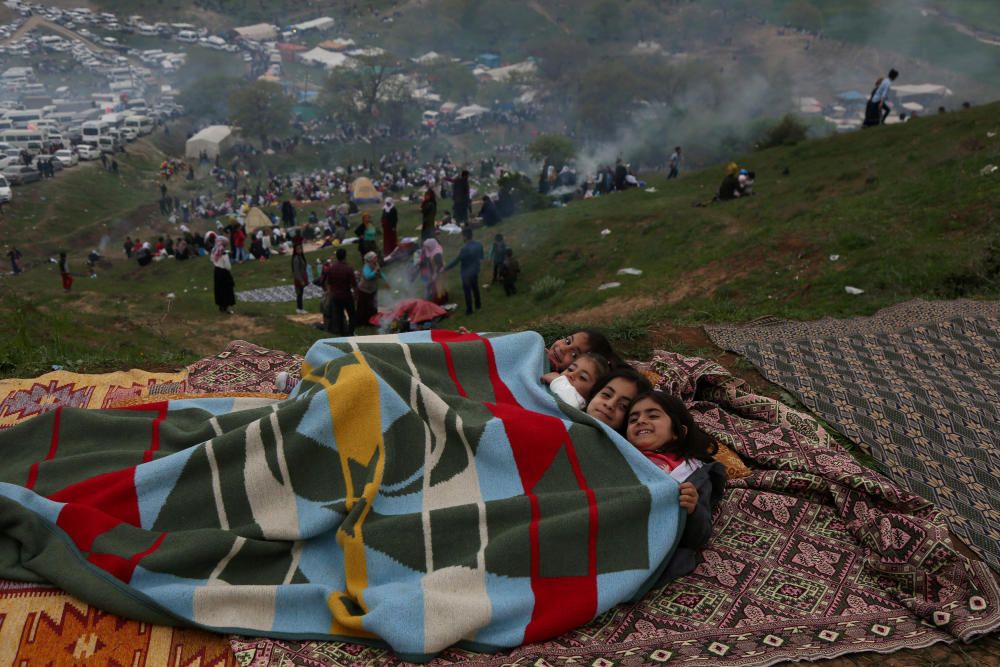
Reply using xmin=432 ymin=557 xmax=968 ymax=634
xmin=1 ymin=102 xmax=999 ymax=378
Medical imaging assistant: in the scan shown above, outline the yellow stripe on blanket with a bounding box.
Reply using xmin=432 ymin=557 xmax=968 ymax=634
xmin=304 ymin=352 xmax=384 ymax=639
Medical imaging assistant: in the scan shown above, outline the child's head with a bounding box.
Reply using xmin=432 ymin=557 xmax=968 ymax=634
xmin=626 ymin=391 xmax=717 ymax=461
xmin=494 ymin=233 xmax=503 ymax=242
xmin=505 ymin=248 xmax=513 ymax=257
xmin=561 ymin=352 xmax=610 ymax=402
xmin=586 ymin=368 xmax=652 ymax=432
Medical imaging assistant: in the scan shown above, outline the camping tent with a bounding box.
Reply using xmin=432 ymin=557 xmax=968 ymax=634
xmin=244 ymin=207 xmax=273 ymax=234
xmin=456 ymin=104 xmax=489 ymax=120
xmin=233 ymin=23 xmax=278 ymax=41
xmin=299 ymin=47 xmax=352 ymax=70
xmin=185 ymin=125 xmax=233 ymax=160
xmin=350 ymin=177 xmax=382 ymax=204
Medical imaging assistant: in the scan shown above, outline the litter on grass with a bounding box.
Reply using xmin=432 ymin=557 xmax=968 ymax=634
xmin=980 ymin=164 xmax=998 ymax=176
xmin=598 ymin=282 xmax=621 ymax=290
xmin=845 ymin=286 xmax=865 ymax=295
xmin=829 ymin=254 xmax=840 ymax=261
xmin=644 ymin=187 xmax=657 ymax=193
xmin=600 ymin=229 xmax=611 ymax=237
xmin=617 ymin=267 xmax=644 ymax=276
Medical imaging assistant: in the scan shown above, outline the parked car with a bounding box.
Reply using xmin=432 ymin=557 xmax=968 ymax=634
xmin=2 ymin=165 xmax=41 ymax=185
xmin=0 ymin=175 xmax=11 ymax=202
xmin=77 ymin=144 xmax=98 ymax=160
xmin=54 ymin=149 xmax=79 ymax=167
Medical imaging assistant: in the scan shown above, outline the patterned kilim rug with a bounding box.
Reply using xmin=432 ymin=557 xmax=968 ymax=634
xmin=185 ymin=339 xmax=303 ymax=393
xmin=228 ymin=351 xmax=1000 ymax=666
xmin=0 ymin=352 xmax=292 ymax=667
xmin=236 ymin=283 xmax=323 ymax=303
xmin=706 ymin=299 xmax=1000 ymax=574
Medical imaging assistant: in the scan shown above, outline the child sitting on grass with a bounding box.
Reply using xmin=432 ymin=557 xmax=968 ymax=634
xmin=626 ymin=391 xmax=727 ymax=579
xmin=542 ymin=352 xmax=610 ymax=410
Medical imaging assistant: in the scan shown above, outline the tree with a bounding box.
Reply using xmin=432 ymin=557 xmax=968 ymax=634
xmin=228 ymin=80 xmax=293 ymax=147
xmin=426 ymin=62 xmax=478 ymax=104
xmin=321 ymin=54 xmax=411 ymax=133
xmin=178 ymin=75 xmax=240 ymax=123
xmin=528 ymin=134 xmax=576 ymax=168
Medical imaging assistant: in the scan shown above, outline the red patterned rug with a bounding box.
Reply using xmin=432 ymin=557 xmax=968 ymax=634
xmin=229 ymin=351 xmax=1000 ymax=666
xmin=185 ymin=339 xmax=303 ymax=393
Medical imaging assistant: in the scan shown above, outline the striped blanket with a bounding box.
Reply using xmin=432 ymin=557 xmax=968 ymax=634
xmin=0 ymin=331 xmax=683 ymax=661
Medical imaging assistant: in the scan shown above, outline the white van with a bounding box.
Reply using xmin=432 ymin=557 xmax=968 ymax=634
xmin=81 ymin=120 xmax=110 ymax=145
xmin=176 ymin=30 xmax=198 ymax=43
xmin=98 ymin=134 xmax=118 ymax=153
xmin=5 ymin=109 xmax=44 ymax=129
xmin=124 ymin=115 xmax=153 ymax=135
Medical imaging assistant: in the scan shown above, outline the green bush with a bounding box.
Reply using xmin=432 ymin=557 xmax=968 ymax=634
xmin=529 ymin=275 xmax=566 ymax=302
xmin=756 ymin=114 xmax=810 ymax=150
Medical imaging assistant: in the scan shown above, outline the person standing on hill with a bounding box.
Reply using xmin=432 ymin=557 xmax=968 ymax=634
xmin=380 ymin=197 xmax=398 ymax=256
xmin=500 ymin=247 xmax=520 ymax=296
xmin=445 ymin=227 xmax=485 ymax=316
xmin=668 ymin=146 xmax=682 ymax=179
xmin=58 ymin=251 xmax=72 ymax=292
xmin=326 ymin=247 xmax=358 ymax=336
xmin=211 ymin=237 xmax=235 ymax=314
xmin=452 ymin=170 xmax=471 ymax=225
xmin=420 ymin=185 xmax=437 ymax=241
xmin=8 ymin=246 xmax=23 ymax=275
xmin=291 ymin=242 xmax=309 ymax=315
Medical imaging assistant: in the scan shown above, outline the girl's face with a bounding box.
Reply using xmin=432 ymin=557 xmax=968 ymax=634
xmin=587 ymin=378 xmax=640 ymax=431
xmin=548 ymin=332 xmax=590 ymax=371
xmin=627 ymin=397 xmax=680 ymax=452
xmin=562 ymin=356 xmax=601 ymax=399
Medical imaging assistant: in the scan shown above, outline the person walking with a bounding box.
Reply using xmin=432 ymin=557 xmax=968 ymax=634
xmin=452 ymin=169 xmax=471 ymax=225
xmin=380 ymin=197 xmax=398 ymax=256
xmin=8 ymin=246 xmax=23 ymax=275
xmin=668 ymin=146 xmax=682 ymax=179
xmin=356 ymin=251 xmax=388 ymax=328
xmin=291 ymin=242 xmax=309 ymax=314
xmin=58 ymin=252 xmax=72 ymax=292
xmin=420 ymin=185 xmax=437 ymax=241
xmin=867 ymin=68 xmax=899 ymax=126
xmin=325 ymin=247 xmax=358 ymax=336
xmin=445 ymin=227 xmax=485 ymax=316
xmin=489 ymin=233 xmax=507 ymax=284
xmin=500 ymin=247 xmax=520 ymax=296
xmin=211 ymin=236 xmax=236 ymax=314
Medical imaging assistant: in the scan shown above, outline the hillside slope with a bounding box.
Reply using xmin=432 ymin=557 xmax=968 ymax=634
xmin=1 ymin=102 xmax=998 ymax=376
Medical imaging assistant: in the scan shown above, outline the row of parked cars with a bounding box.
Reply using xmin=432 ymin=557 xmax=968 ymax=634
xmin=0 ymin=143 xmax=84 ymax=201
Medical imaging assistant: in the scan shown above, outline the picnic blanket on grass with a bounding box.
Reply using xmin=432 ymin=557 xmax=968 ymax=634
xmin=0 ymin=331 xmax=683 ymax=661
xmin=706 ymin=304 xmax=1000 ymax=574
xmin=230 ymin=351 xmax=1000 ymax=667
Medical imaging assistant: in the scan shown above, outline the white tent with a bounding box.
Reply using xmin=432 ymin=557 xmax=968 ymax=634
xmin=893 ymin=84 xmax=953 ymax=99
xmin=412 ymin=51 xmax=444 ymax=64
xmin=456 ymin=104 xmax=489 ymax=120
xmin=484 ymin=61 xmax=536 ymax=83
xmin=185 ymin=125 xmax=233 ymax=159
xmin=299 ymin=47 xmax=352 ymax=69
xmin=293 ymin=17 xmax=334 ymax=32
xmin=233 ymin=23 xmax=278 ymax=41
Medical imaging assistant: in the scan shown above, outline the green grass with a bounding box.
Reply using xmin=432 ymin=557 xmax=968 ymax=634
xmin=1 ymin=101 xmax=999 ymax=380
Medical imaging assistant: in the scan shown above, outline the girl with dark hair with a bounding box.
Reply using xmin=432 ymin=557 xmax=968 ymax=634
xmin=626 ymin=390 xmax=727 ymax=580
xmin=419 ymin=186 xmax=437 ymax=241
xmin=586 ymin=368 xmax=653 ymax=432
xmin=543 ymin=352 xmax=611 ymax=409
xmin=547 ymin=328 xmax=621 ymax=371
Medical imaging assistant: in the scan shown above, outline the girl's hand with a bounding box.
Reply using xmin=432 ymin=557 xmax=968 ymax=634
xmin=540 ymin=372 xmax=559 ymax=384
xmin=457 ymin=326 xmax=471 ymax=334
xmin=679 ymin=482 xmax=699 ymax=514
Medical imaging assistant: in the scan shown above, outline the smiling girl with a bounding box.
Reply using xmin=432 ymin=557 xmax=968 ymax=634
xmin=625 ymin=391 xmax=727 ymax=580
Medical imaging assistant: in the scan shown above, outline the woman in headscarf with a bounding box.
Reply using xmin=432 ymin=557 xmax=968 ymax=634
xmin=380 ymin=197 xmax=398 ymax=256
xmin=358 ymin=212 xmax=378 ymax=260
xmin=419 ymin=185 xmax=437 ymax=241
xmin=291 ymin=242 xmax=309 ymax=315
xmin=211 ymin=236 xmax=236 ymax=314
xmin=356 ymin=251 xmax=386 ymax=327
xmin=418 ymin=238 xmax=447 ymax=304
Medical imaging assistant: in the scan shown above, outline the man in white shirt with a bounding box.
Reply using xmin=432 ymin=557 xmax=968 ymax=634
xmin=871 ymin=68 xmax=899 ymax=125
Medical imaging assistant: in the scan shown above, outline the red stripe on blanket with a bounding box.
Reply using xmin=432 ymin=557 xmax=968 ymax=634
xmin=51 ymin=467 xmax=142 ymax=552
xmin=110 ymin=402 xmax=169 ymax=463
xmin=486 ymin=403 xmax=598 ymax=643
xmin=430 ymin=331 xmax=517 ymax=404
xmin=26 ymin=406 xmax=63 ymax=490
xmin=434 ymin=331 xmax=600 ymax=641
xmin=88 ymin=532 xmax=167 ymax=582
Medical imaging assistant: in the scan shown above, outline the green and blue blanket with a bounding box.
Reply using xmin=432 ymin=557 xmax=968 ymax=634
xmin=0 ymin=331 xmax=682 ymax=660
